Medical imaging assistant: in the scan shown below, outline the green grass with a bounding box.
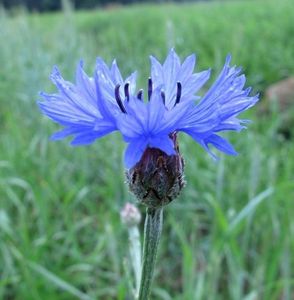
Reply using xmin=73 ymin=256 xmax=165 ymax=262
xmin=0 ymin=0 xmax=294 ymax=299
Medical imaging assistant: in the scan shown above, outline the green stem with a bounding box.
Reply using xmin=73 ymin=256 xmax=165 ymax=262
xmin=138 ymin=207 xmax=163 ymax=300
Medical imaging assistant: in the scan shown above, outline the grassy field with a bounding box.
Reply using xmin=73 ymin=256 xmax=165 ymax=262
xmin=0 ymin=0 xmax=294 ymax=299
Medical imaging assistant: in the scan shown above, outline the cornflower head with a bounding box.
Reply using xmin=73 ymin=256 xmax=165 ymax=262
xmin=39 ymin=49 xmax=259 ymax=208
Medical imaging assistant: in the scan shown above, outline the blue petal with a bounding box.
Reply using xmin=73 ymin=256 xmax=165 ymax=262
xmin=94 ymin=76 xmax=117 ymax=123
xmin=123 ymin=96 xmax=147 ymax=132
xmin=70 ymin=124 xmax=116 ymax=145
xmin=50 ymin=119 xmax=116 ymax=144
xmin=150 ymin=49 xmax=211 ymax=110
xmin=75 ymin=61 xmax=96 ymax=107
xmin=50 ymin=126 xmax=86 ymax=140
xmin=48 ymin=66 xmax=102 ymax=120
xmin=39 ymin=59 xmax=123 ymax=146
xmin=111 ymin=60 xmax=123 ymax=83
xmin=163 ymin=49 xmax=181 ymax=102
xmin=177 ymin=55 xmax=259 ymax=142
xmin=50 ymin=68 xmax=81 ymax=103
xmin=185 ymin=131 xmax=237 ymax=158
xmin=178 ymin=54 xmax=196 ymax=83
xmin=150 ymin=55 xmax=163 ymax=85
xmin=124 ymin=138 xmax=148 ymax=169
xmin=147 ymin=90 xmax=167 ymax=134
xmin=117 ymin=113 xmax=144 ymax=139
xmin=213 ymin=119 xmax=246 ymax=132
xmin=160 ymin=99 xmax=194 ymax=134
xmin=204 ymin=134 xmax=237 ymax=156
xmin=201 ymin=54 xmax=235 ymax=102
xmin=180 ymin=70 xmax=211 ymax=102
xmin=149 ymin=136 xmax=176 ymax=156
xmin=125 ymin=71 xmax=137 ymax=95
xmin=38 ymin=97 xmax=95 ymax=126
xmin=95 ymin=58 xmax=117 ymax=105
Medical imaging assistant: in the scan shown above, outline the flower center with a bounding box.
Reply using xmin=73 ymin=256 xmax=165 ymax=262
xmin=114 ymin=79 xmax=182 ymax=114
xmin=174 ymin=82 xmax=182 ymax=106
xmin=148 ymin=77 xmax=153 ymax=101
xmin=147 ymin=78 xmax=182 ymax=106
xmin=114 ymin=84 xmax=127 ymax=113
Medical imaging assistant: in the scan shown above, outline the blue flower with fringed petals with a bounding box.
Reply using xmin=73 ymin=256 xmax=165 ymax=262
xmin=39 ymin=49 xmax=259 ymax=169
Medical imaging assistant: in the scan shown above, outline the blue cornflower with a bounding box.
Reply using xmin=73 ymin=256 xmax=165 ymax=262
xmin=39 ymin=49 xmax=259 ymax=169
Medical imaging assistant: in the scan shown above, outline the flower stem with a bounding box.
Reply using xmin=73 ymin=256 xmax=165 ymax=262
xmin=127 ymin=226 xmax=141 ymax=297
xmin=138 ymin=207 xmax=163 ymax=300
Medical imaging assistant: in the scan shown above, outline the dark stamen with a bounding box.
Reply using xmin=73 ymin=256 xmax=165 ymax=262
xmin=137 ymin=89 xmax=143 ymax=101
xmin=161 ymin=90 xmax=166 ymax=105
xmin=175 ymin=82 xmax=182 ymax=106
xmin=124 ymin=82 xmax=130 ymax=101
xmin=115 ymin=84 xmax=127 ymax=113
xmin=148 ymin=77 xmax=153 ymax=101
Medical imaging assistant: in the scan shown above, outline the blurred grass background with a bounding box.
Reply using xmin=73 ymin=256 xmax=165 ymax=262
xmin=0 ymin=0 xmax=294 ymax=299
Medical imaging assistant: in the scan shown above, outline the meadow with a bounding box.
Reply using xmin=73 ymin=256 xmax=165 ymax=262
xmin=0 ymin=0 xmax=294 ymax=299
